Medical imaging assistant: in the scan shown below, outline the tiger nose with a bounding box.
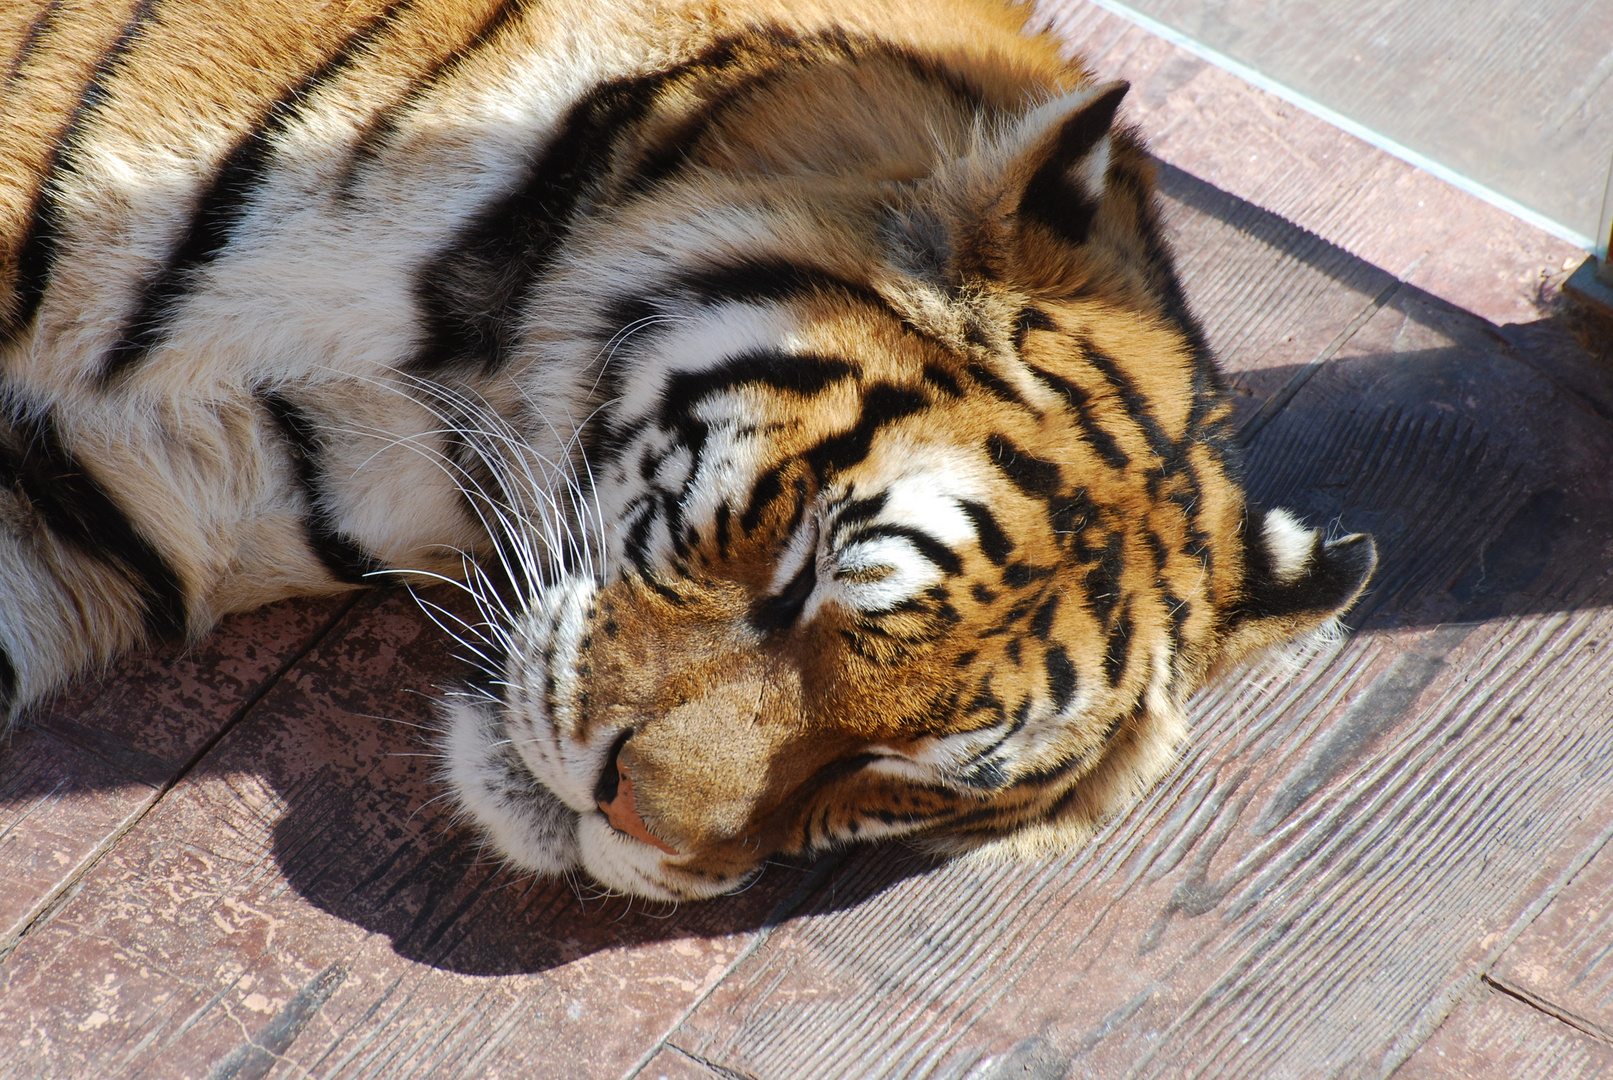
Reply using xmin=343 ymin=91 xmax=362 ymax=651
xmin=595 ymin=737 xmax=678 ymax=854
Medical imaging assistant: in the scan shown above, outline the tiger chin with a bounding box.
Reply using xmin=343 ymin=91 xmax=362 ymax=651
xmin=0 ymin=0 xmax=1374 ymax=902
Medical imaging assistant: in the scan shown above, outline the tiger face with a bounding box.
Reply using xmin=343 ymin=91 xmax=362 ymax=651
xmin=444 ymin=84 xmax=1376 ymax=901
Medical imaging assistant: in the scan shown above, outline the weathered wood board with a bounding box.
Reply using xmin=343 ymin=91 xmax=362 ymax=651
xmin=1394 ymin=985 xmax=1613 ymax=1080
xmin=0 ymin=598 xmax=350 ymax=955
xmin=1493 ymin=836 xmax=1613 ymax=1042
xmin=1152 ymin=160 xmax=1397 ymax=419
xmin=637 ymin=1047 xmax=732 ymax=1080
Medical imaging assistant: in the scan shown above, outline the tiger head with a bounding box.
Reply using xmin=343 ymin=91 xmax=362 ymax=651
xmin=441 ymin=81 xmax=1375 ymax=901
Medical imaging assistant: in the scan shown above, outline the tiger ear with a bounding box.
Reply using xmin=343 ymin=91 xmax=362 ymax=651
xmin=1220 ymin=508 xmax=1378 ymax=664
xmin=1010 ymin=81 xmax=1130 ymax=248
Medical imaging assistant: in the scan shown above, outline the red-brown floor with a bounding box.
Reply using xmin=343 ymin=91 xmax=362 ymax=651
xmin=4 ymin=4 xmax=1611 ymax=1078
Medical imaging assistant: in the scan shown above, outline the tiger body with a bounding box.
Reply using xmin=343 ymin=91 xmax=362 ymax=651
xmin=0 ymin=0 xmax=1375 ymax=899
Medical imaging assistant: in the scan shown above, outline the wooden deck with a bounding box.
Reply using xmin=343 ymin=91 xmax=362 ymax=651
xmin=3 ymin=4 xmax=1611 ymax=1077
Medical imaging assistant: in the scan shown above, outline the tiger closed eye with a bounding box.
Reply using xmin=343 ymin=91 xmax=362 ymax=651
xmin=834 ymin=563 xmax=896 ymax=584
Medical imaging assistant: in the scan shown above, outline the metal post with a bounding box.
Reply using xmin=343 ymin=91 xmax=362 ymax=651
xmin=1598 ymin=145 xmax=1613 ymax=287
xmin=1565 ymin=145 xmax=1613 ymax=310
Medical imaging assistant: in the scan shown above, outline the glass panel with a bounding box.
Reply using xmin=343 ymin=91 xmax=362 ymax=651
xmin=1084 ymin=0 xmax=1613 ymax=252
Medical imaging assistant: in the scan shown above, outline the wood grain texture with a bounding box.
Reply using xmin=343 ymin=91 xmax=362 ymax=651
xmin=0 ymin=598 xmax=350 ymax=956
xmin=661 ymin=281 xmax=1613 ymax=1078
xmin=0 ymin=591 xmax=831 ymax=1080
xmin=25 ymin=596 xmax=352 ymax=771
xmin=1493 ymin=836 xmax=1613 ymax=1041
xmin=1043 ymin=0 xmax=1586 ymax=326
xmin=1150 ymin=160 xmax=1396 ymax=422
xmin=1392 ymin=985 xmax=1613 ymax=1080
xmin=0 ymin=727 xmax=145 ymax=950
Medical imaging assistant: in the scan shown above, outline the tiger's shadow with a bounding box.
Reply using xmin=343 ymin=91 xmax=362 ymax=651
xmin=13 ymin=207 xmax=1613 ymax=979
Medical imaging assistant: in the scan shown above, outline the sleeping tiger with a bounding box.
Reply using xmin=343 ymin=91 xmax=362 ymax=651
xmin=0 ymin=0 xmax=1375 ymax=901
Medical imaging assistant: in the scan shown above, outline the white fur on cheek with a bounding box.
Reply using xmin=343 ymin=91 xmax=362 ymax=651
xmin=441 ymin=696 xmax=579 ymax=876
xmin=1263 ymin=507 xmax=1316 ymax=585
xmin=575 ymin=817 xmax=744 ymax=902
xmin=505 ymin=575 xmax=608 ymax=813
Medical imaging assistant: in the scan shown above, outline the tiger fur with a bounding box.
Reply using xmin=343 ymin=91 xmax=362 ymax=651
xmin=0 ymin=0 xmax=1375 ymax=900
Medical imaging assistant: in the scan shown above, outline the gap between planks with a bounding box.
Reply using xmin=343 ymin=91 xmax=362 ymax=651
xmin=1238 ymin=261 xmax=1417 ymax=444
xmin=1375 ymin=821 xmax=1613 ymax=1078
xmin=0 ymin=593 xmax=363 ymax=965
xmin=621 ymin=852 xmax=849 ymax=1080
xmin=669 ymin=1043 xmax=763 ymax=1080
xmin=1481 ymin=974 xmax=1613 ymax=1048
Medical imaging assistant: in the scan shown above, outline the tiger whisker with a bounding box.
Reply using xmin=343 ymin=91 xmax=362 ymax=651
xmin=404 ymin=789 xmax=458 ymax=826
xmin=324 ymin=367 xmax=594 ymax=601
xmin=585 ymin=312 xmax=691 ymax=397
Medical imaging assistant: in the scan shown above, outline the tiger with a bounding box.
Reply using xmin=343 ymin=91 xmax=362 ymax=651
xmin=0 ymin=0 xmax=1376 ymax=901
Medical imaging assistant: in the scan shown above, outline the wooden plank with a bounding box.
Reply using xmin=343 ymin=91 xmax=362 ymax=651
xmin=1151 ymin=159 xmax=1396 ymax=421
xmin=1044 ymin=0 xmax=1585 ymax=326
xmin=0 ymin=590 xmax=826 ymax=1079
xmin=1492 ymin=835 xmax=1613 ymax=1041
xmin=0 ymin=597 xmax=349 ymax=954
xmin=0 ymin=728 xmax=143 ymax=947
xmin=24 ymin=596 xmax=352 ymax=771
xmin=659 ymin=283 xmax=1613 ymax=1077
xmin=1392 ymin=985 xmax=1613 ymax=1080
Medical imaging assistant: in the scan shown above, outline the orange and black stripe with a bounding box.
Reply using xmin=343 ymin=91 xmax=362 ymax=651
xmin=99 ymin=0 xmax=417 ymax=384
xmin=6 ymin=0 xmax=157 ymax=347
